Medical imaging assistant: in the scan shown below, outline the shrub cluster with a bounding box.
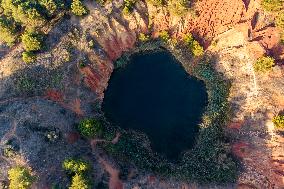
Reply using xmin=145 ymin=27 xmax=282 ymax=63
xmin=183 ymin=33 xmax=204 ymax=57
xmin=253 ymin=56 xmax=275 ymax=73
xmin=71 ymin=0 xmax=88 ymax=16
xmin=8 ymin=166 xmax=35 ymax=189
xmin=0 ymin=16 xmax=17 ymax=46
xmin=21 ymin=31 xmax=44 ymax=63
xmin=123 ymin=0 xmax=137 ymax=15
xmin=138 ymin=33 xmax=150 ymax=42
xmin=62 ymin=158 xmax=92 ymax=189
xmin=78 ymin=118 xmax=104 ymax=138
xmin=148 ymin=0 xmax=166 ymax=6
xmin=273 ymin=114 xmax=284 ymax=129
xmin=158 ymin=30 xmax=170 ymax=42
xmin=167 ymin=0 xmax=188 ymax=16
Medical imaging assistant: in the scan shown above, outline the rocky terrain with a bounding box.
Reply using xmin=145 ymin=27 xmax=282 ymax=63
xmin=0 ymin=0 xmax=283 ymax=188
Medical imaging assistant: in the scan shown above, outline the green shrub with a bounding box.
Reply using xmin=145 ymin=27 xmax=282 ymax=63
xmin=8 ymin=166 xmax=35 ymax=189
xmin=183 ymin=33 xmax=204 ymax=57
xmin=78 ymin=118 xmax=103 ymax=138
xmin=253 ymin=56 xmax=275 ymax=73
xmin=261 ymin=0 xmax=283 ymax=12
xmin=22 ymin=51 xmax=36 ymax=63
xmin=71 ymin=0 xmax=88 ymax=16
xmin=39 ymin=0 xmax=59 ymax=16
xmin=69 ymin=174 xmax=91 ymax=189
xmin=159 ymin=30 xmax=170 ymax=42
xmin=273 ymin=114 xmax=284 ymax=129
xmin=123 ymin=0 xmax=137 ymax=14
xmin=138 ymin=33 xmax=150 ymax=42
xmin=1 ymin=0 xmax=46 ymax=28
xmin=21 ymin=31 xmax=44 ymax=52
xmin=63 ymin=158 xmax=90 ymax=174
xmin=0 ymin=16 xmax=17 ymax=46
xmin=168 ymin=0 xmax=188 ymax=16
xmin=148 ymin=0 xmax=165 ymax=6
xmin=276 ymin=11 xmax=284 ymax=29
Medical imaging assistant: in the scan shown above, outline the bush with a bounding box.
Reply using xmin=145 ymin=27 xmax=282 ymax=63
xmin=71 ymin=0 xmax=88 ymax=16
xmin=1 ymin=0 xmax=46 ymax=28
xmin=78 ymin=118 xmax=103 ymax=138
xmin=261 ymin=0 xmax=283 ymax=12
xmin=183 ymin=33 xmax=204 ymax=57
xmin=8 ymin=166 xmax=35 ymax=189
xmin=276 ymin=11 xmax=284 ymax=29
xmin=39 ymin=0 xmax=60 ymax=16
xmin=273 ymin=114 xmax=284 ymax=129
xmin=21 ymin=31 xmax=44 ymax=52
xmin=0 ymin=16 xmax=17 ymax=46
xmin=63 ymin=158 xmax=90 ymax=174
xmin=123 ymin=0 xmax=137 ymax=14
xmin=69 ymin=173 xmax=91 ymax=189
xmin=138 ymin=33 xmax=150 ymax=42
xmin=253 ymin=56 xmax=275 ymax=73
xmin=168 ymin=0 xmax=188 ymax=16
xmin=148 ymin=0 xmax=165 ymax=6
xmin=159 ymin=30 xmax=170 ymax=42
xmin=22 ymin=51 xmax=36 ymax=63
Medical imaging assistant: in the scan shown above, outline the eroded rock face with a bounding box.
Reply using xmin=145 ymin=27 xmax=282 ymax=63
xmin=0 ymin=0 xmax=283 ymax=188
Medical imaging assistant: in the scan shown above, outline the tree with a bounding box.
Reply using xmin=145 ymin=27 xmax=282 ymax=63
xmin=1 ymin=0 xmax=46 ymax=28
xmin=69 ymin=174 xmax=91 ymax=189
xmin=21 ymin=31 xmax=44 ymax=52
xmin=0 ymin=16 xmax=17 ymax=46
xmin=63 ymin=158 xmax=90 ymax=174
xmin=183 ymin=33 xmax=204 ymax=57
xmin=261 ymin=0 xmax=283 ymax=12
xmin=8 ymin=166 xmax=35 ymax=189
xmin=253 ymin=56 xmax=275 ymax=73
xmin=39 ymin=0 xmax=59 ymax=16
xmin=78 ymin=118 xmax=103 ymax=138
xmin=159 ymin=30 xmax=170 ymax=42
xmin=22 ymin=51 xmax=36 ymax=63
xmin=71 ymin=0 xmax=88 ymax=16
xmin=273 ymin=114 xmax=284 ymax=129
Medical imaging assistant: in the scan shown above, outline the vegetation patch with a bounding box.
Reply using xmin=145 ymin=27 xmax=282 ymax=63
xmin=273 ymin=114 xmax=284 ymax=129
xmin=8 ymin=166 xmax=35 ymax=189
xmin=253 ymin=56 xmax=275 ymax=73
xmin=78 ymin=118 xmax=104 ymax=138
xmin=62 ymin=158 xmax=92 ymax=189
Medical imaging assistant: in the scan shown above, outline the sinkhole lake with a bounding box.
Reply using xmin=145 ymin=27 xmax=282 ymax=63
xmin=102 ymin=50 xmax=208 ymax=160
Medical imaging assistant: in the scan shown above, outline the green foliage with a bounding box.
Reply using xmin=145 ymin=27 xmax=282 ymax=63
xmin=69 ymin=174 xmax=91 ymax=189
xmin=168 ymin=0 xmax=188 ymax=16
xmin=138 ymin=33 xmax=150 ymax=42
xmin=63 ymin=158 xmax=90 ymax=174
xmin=38 ymin=0 xmax=59 ymax=16
xmin=78 ymin=118 xmax=103 ymax=138
xmin=1 ymin=0 xmax=46 ymax=28
xmin=123 ymin=0 xmax=137 ymax=14
xmin=22 ymin=51 xmax=36 ymax=63
xmin=8 ymin=166 xmax=35 ymax=189
xmin=0 ymin=16 xmax=17 ymax=46
xmin=71 ymin=0 xmax=88 ymax=16
xmin=261 ymin=0 xmax=283 ymax=12
xmin=148 ymin=0 xmax=165 ymax=6
xmin=159 ymin=30 xmax=170 ymax=42
xmin=253 ymin=56 xmax=275 ymax=73
xmin=183 ymin=33 xmax=204 ymax=57
xmin=273 ymin=114 xmax=284 ymax=129
xmin=21 ymin=31 xmax=44 ymax=52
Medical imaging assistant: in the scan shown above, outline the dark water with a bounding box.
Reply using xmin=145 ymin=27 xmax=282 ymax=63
xmin=102 ymin=51 xmax=208 ymax=160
